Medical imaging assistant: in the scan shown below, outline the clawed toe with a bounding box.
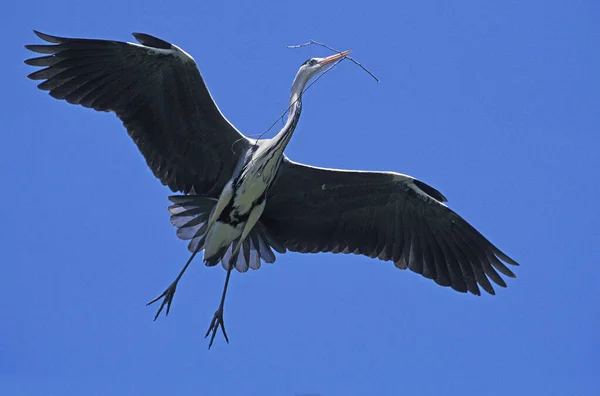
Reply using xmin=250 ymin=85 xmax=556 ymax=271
xmin=205 ymin=308 xmax=229 ymax=349
xmin=147 ymin=282 xmax=177 ymax=320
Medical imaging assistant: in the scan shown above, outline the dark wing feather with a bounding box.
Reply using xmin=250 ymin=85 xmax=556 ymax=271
xmin=25 ymin=31 xmax=250 ymax=195
xmin=262 ymin=159 xmax=519 ymax=295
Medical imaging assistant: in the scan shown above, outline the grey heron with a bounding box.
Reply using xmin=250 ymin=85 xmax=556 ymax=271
xmin=25 ymin=31 xmax=519 ymax=348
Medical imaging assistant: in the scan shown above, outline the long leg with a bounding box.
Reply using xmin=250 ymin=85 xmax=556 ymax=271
xmin=205 ymin=201 xmax=266 ymax=348
xmin=205 ymin=261 xmax=235 ymax=349
xmin=147 ymin=248 xmax=201 ymax=320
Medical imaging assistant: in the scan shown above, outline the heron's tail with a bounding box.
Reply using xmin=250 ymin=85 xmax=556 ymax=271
xmin=168 ymin=195 xmax=286 ymax=272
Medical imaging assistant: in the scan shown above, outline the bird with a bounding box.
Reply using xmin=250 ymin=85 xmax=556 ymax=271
xmin=25 ymin=31 xmax=519 ymax=348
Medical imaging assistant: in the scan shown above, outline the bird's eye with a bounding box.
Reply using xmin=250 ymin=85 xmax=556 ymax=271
xmin=308 ymin=59 xmax=317 ymax=66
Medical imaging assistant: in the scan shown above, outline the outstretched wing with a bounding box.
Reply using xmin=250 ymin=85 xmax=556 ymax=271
xmin=262 ymin=158 xmax=519 ymax=295
xmin=25 ymin=31 xmax=250 ymax=195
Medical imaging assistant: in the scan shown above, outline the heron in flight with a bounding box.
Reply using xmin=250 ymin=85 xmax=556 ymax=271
xmin=25 ymin=31 xmax=519 ymax=348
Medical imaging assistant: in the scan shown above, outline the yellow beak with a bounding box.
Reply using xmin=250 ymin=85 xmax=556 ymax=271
xmin=318 ymin=50 xmax=352 ymax=66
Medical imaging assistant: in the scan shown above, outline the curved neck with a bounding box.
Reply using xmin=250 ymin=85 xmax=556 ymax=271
xmin=267 ymin=76 xmax=307 ymax=155
xmin=260 ymin=67 xmax=313 ymax=163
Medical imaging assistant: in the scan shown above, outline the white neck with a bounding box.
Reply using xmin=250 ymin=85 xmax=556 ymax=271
xmin=267 ymin=71 xmax=310 ymax=152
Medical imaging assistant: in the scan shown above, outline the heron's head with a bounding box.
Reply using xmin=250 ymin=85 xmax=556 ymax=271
xmin=290 ymin=50 xmax=351 ymax=99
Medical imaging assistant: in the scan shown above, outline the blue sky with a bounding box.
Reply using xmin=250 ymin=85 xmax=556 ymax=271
xmin=2 ymin=0 xmax=598 ymax=395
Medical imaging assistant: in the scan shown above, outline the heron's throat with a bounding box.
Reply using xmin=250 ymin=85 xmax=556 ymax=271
xmin=269 ymin=93 xmax=303 ymax=155
xmin=290 ymin=71 xmax=310 ymax=103
xmin=262 ymin=73 xmax=308 ymax=161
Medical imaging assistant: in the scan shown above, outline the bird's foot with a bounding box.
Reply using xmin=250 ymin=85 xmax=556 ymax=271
xmin=205 ymin=306 xmax=229 ymax=349
xmin=147 ymin=281 xmax=178 ymax=320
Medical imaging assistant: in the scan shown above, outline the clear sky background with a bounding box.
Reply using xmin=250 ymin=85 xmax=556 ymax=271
xmin=2 ymin=1 xmax=599 ymax=395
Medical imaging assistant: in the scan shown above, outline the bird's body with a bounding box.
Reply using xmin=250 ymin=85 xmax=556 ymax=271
xmin=25 ymin=31 xmax=520 ymax=348
xmin=203 ymin=98 xmax=301 ymax=267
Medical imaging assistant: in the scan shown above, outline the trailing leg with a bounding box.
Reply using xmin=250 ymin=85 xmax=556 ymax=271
xmin=204 ymin=201 xmax=266 ymax=348
xmin=147 ymin=249 xmax=202 ymax=320
xmin=205 ymin=262 xmax=235 ymax=349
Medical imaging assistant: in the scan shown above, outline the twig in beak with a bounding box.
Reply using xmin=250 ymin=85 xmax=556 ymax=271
xmin=288 ymin=39 xmax=380 ymax=82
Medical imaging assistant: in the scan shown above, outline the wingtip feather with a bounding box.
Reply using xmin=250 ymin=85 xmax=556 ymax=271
xmin=131 ymin=33 xmax=172 ymax=49
xmin=32 ymin=30 xmax=64 ymax=43
xmin=496 ymin=250 xmax=520 ymax=267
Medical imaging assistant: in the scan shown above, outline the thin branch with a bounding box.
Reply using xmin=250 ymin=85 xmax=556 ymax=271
xmin=233 ymin=41 xmax=372 ymax=155
xmin=252 ymin=58 xmax=345 ymax=143
xmin=288 ymin=39 xmax=380 ymax=82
